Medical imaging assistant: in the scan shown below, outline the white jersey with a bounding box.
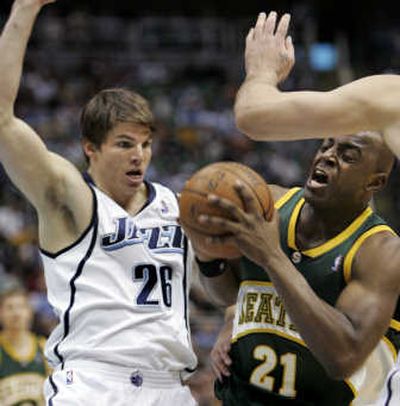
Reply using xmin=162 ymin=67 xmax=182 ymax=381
xmin=41 ymin=181 xmax=197 ymax=374
xmin=375 ymin=354 xmax=400 ymax=406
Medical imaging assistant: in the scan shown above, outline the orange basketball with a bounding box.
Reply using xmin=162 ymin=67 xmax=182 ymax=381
xmin=179 ymin=162 xmax=274 ymax=259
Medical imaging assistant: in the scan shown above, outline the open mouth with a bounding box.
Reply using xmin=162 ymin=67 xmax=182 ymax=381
xmin=311 ymin=168 xmax=328 ymax=185
xmin=307 ymin=167 xmax=330 ymax=189
xmin=126 ymin=169 xmax=142 ymax=177
xmin=126 ymin=170 xmax=143 ymax=184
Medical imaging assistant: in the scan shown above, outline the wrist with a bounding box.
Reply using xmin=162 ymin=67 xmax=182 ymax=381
xmin=264 ymin=248 xmax=288 ymax=269
xmin=245 ymin=71 xmax=279 ymax=86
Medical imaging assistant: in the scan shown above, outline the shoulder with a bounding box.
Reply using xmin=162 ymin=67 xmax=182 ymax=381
xmin=270 ymin=185 xmax=301 ymax=208
xmin=149 ymin=182 xmax=178 ymax=203
xmin=352 ymin=229 xmax=400 ymax=290
xmin=146 ymin=182 xmax=180 ymax=218
xmin=150 ymin=181 xmax=176 ymax=195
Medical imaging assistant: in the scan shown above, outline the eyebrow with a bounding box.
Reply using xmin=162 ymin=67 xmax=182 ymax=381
xmin=115 ymin=134 xmax=152 ymax=140
xmin=337 ymin=142 xmax=363 ymax=155
xmin=338 ymin=142 xmax=361 ymax=149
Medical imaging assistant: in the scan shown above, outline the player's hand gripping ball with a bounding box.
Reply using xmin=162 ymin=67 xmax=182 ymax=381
xmin=179 ymin=162 xmax=274 ymax=259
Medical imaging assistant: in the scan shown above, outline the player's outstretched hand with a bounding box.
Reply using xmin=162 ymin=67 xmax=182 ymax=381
xmin=210 ymin=319 xmax=233 ymax=382
xmin=245 ymin=11 xmax=295 ymax=85
xmin=198 ymin=182 xmax=282 ymax=268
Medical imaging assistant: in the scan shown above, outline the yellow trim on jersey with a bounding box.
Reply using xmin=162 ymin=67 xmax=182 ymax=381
xmin=287 ymin=198 xmax=305 ymax=249
xmin=232 ymin=327 xmax=306 ymax=347
xmin=274 ymin=187 xmax=302 ymax=210
xmin=390 ymin=319 xmax=400 ymax=331
xmin=240 ymin=280 xmax=274 ymax=288
xmin=343 ymin=225 xmax=395 ymax=283
xmin=344 ymin=379 xmax=358 ymax=404
xmin=0 ymin=332 xmax=38 ymax=363
xmin=382 ymin=336 xmax=398 ymax=361
xmin=288 ymin=204 xmax=373 ymax=257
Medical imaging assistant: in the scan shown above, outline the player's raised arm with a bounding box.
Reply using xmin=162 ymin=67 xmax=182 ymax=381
xmin=0 ymin=1 xmax=92 ymax=245
xmin=235 ymin=12 xmax=400 ymax=144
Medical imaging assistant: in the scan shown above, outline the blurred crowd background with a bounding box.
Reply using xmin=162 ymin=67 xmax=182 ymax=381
xmin=0 ymin=0 xmax=399 ymax=404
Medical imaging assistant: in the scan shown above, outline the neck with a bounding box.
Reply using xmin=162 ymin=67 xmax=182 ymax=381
xmin=296 ymin=202 xmax=369 ymax=250
xmin=87 ymin=168 xmax=148 ymax=214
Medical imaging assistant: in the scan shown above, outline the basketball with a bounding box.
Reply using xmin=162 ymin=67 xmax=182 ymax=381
xmin=179 ymin=162 xmax=274 ymax=259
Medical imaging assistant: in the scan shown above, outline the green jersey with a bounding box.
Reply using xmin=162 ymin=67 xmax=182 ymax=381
xmin=217 ymin=188 xmax=400 ymax=406
xmin=0 ymin=333 xmax=48 ymax=406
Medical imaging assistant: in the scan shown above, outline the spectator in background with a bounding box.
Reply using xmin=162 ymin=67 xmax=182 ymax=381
xmin=0 ymin=284 xmax=48 ymax=406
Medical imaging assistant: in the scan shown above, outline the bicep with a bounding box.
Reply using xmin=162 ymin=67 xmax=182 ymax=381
xmin=336 ymin=232 xmax=400 ymax=356
xmin=336 ymin=279 xmax=397 ymax=347
xmin=0 ymin=117 xmax=88 ymax=210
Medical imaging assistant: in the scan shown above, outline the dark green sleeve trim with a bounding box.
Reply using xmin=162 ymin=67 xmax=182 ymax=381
xmin=196 ymin=257 xmax=227 ymax=277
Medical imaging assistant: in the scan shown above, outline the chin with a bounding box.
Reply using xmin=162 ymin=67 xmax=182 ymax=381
xmin=304 ymin=187 xmax=333 ymax=209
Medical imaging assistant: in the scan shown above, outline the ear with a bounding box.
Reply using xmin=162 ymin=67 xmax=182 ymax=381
xmin=365 ymin=172 xmax=388 ymax=193
xmin=81 ymin=139 xmax=99 ymax=161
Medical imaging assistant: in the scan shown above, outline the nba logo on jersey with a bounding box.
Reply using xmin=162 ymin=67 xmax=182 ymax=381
xmin=331 ymin=255 xmax=343 ymax=272
xmin=130 ymin=370 xmax=143 ymax=387
xmin=66 ymin=370 xmax=74 ymax=385
xmin=160 ymin=199 xmax=169 ymax=215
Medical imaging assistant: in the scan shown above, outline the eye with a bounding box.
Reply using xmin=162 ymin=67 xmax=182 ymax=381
xmin=341 ymin=149 xmax=360 ymax=163
xmin=342 ymin=152 xmax=358 ymax=162
xmin=117 ymin=141 xmax=133 ymax=148
xmin=143 ymin=139 xmax=153 ymax=148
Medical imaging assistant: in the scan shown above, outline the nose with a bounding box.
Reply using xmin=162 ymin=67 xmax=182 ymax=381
xmin=318 ymin=148 xmax=337 ymax=167
xmin=131 ymin=145 xmax=143 ymax=163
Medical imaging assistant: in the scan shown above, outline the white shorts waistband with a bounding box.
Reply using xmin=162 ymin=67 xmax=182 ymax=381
xmin=58 ymin=360 xmax=184 ymax=388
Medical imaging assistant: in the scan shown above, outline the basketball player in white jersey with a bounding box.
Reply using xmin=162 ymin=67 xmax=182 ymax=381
xmin=234 ymin=10 xmax=400 ymax=406
xmin=0 ymin=1 xmax=197 ymax=404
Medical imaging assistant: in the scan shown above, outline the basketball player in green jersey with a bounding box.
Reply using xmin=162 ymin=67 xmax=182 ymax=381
xmin=0 ymin=287 xmax=48 ymax=406
xmin=188 ymin=131 xmax=400 ymax=405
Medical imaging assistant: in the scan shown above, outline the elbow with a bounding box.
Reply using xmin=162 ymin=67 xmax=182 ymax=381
xmin=235 ymin=112 xmax=256 ymax=140
xmin=234 ymin=109 xmax=270 ymax=142
xmin=322 ymin=352 xmax=362 ymax=380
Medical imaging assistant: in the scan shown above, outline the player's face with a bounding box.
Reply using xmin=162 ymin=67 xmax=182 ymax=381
xmin=304 ymin=135 xmax=378 ymax=209
xmin=87 ymin=122 xmax=152 ymax=201
xmin=0 ymin=293 xmax=33 ymax=332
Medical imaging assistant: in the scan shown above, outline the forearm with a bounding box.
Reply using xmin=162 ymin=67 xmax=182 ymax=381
xmin=0 ymin=1 xmax=43 ymax=118
xmin=264 ymin=250 xmax=365 ymax=378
